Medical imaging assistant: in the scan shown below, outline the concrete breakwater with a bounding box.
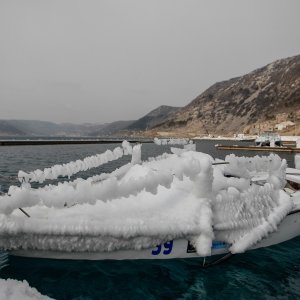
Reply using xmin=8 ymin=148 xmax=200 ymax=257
xmin=0 ymin=139 xmax=152 ymax=146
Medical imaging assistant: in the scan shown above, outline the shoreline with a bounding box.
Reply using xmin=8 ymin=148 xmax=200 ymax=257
xmin=0 ymin=139 xmax=152 ymax=146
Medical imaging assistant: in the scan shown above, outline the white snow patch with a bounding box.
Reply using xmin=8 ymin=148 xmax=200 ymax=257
xmin=154 ymin=138 xmax=190 ymax=145
xmin=295 ymin=155 xmax=300 ymax=170
xmin=0 ymin=279 xmax=53 ymax=300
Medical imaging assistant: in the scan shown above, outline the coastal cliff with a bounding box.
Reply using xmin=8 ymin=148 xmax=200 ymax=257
xmin=145 ymin=54 xmax=300 ymax=137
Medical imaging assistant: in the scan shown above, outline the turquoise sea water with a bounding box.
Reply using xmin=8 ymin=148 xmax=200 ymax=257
xmin=0 ymin=140 xmax=299 ymax=299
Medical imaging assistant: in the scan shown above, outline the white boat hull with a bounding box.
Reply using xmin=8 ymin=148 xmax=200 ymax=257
xmin=9 ymin=209 xmax=300 ymax=261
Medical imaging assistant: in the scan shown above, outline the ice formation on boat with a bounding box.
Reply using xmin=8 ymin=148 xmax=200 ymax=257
xmin=17 ymin=141 xmax=133 ymax=183
xmin=153 ymin=138 xmax=190 ymax=145
xmin=295 ymin=139 xmax=300 ymax=170
xmin=295 ymin=155 xmax=300 ymax=170
xmin=0 ymin=141 xmax=295 ymax=257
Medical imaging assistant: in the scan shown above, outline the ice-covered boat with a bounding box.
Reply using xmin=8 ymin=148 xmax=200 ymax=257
xmin=9 ymin=196 xmax=300 ymax=261
xmin=0 ymin=140 xmax=299 ymax=262
xmin=255 ymin=132 xmax=282 ymax=147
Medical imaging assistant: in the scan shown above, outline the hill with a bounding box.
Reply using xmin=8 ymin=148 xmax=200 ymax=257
xmin=0 ymin=119 xmax=137 ymax=137
xmin=88 ymin=120 xmax=135 ymax=137
xmin=2 ymin=55 xmax=299 ymax=138
xmin=126 ymin=105 xmax=180 ymax=131
xmin=149 ymin=54 xmax=300 ymax=137
xmin=0 ymin=120 xmax=25 ymax=136
xmin=0 ymin=120 xmax=106 ymax=137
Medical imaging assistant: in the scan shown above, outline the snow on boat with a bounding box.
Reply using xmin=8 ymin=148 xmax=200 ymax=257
xmin=9 ymin=199 xmax=300 ymax=261
xmin=0 ymin=140 xmax=299 ymax=261
xmin=255 ymin=132 xmax=282 ymax=147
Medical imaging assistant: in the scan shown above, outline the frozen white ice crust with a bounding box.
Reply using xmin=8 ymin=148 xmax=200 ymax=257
xmin=0 ymin=279 xmax=53 ymax=300
xmin=0 ymin=142 xmax=293 ymax=256
xmin=17 ymin=141 xmax=134 ymax=183
xmin=153 ymin=138 xmax=190 ymax=145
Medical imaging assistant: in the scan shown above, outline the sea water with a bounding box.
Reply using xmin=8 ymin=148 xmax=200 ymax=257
xmin=0 ymin=140 xmax=299 ymax=299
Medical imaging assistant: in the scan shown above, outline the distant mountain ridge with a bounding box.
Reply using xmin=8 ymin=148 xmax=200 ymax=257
xmin=0 ymin=120 xmax=25 ymax=136
xmin=1 ymin=54 xmax=299 ymax=138
xmin=0 ymin=120 xmax=131 ymax=137
xmin=88 ymin=120 xmax=135 ymax=136
xmin=127 ymin=105 xmax=180 ymax=131
xmin=0 ymin=106 xmax=179 ymax=137
xmin=0 ymin=120 xmax=105 ymax=137
xmin=149 ymin=54 xmax=300 ymax=136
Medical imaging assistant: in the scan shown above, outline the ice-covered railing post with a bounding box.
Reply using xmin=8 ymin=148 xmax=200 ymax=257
xmin=295 ymin=139 xmax=300 ymax=169
xmin=121 ymin=140 xmax=133 ymax=155
xmin=189 ymin=156 xmax=214 ymax=257
xmin=131 ymin=144 xmax=142 ymax=165
xmin=184 ymin=140 xmax=196 ymax=151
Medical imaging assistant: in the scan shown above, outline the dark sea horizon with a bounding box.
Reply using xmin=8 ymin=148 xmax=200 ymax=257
xmin=0 ymin=140 xmax=299 ymax=299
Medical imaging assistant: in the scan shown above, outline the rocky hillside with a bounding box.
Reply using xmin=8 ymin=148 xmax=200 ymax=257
xmin=2 ymin=55 xmax=299 ymax=138
xmin=88 ymin=120 xmax=134 ymax=136
xmin=149 ymin=54 xmax=300 ymax=136
xmin=0 ymin=120 xmax=25 ymax=136
xmin=127 ymin=105 xmax=180 ymax=131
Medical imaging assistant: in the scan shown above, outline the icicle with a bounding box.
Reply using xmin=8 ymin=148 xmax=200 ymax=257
xmin=17 ymin=142 xmax=134 ymax=183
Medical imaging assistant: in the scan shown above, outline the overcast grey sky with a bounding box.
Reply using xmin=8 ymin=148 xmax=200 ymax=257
xmin=0 ymin=0 xmax=299 ymax=124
